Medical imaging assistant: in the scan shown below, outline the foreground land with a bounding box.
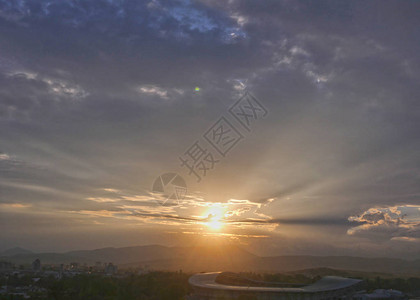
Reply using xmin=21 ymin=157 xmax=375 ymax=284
xmin=0 ymin=269 xmax=419 ymax=300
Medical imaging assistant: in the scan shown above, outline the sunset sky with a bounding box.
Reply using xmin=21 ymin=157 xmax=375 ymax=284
xmin=0 ymin=0 xmax=419 ymax=258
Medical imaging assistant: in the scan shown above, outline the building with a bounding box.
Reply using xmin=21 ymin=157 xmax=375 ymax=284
xmin=94 ymin=261 xmax=103 ymax=272
xmin=105 ymin=263 xmax=118 ymax=275
xmin=31 ymin=259 xmax=41 ymax=272
xmin=188 ymin=272 xmax=364 ymax=300
xmin=70 ymin=262 xmax=79 ymax=270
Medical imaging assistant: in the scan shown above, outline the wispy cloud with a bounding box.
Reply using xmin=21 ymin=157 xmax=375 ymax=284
xmin=6 ymin=70 xmax=89 ymax=100
xmin=0 ymin=203 xmax=32 ymax=209
xmin=0 ymin=153 xmax=11 ymax=160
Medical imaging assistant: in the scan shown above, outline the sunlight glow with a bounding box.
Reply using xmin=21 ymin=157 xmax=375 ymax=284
xmin=204 ymin=206 xmax=225 ymax=231
xmin=207 ymin=218 xmax=223 ymax=230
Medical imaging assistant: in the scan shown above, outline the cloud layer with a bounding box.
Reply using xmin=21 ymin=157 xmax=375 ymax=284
xmin=0 ymin=0 xmax=419 ymax=257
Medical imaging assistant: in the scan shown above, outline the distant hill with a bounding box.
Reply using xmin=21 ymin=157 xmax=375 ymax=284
xmin=256 ymin=255 xmax=420 ymax=275
xmin=67 ymin=245 xmax=181 ymax=264
xmin=1 ymin=247 xmax=33 ymax=256
xmin=1 ymin=245 xmax=419 ymax=276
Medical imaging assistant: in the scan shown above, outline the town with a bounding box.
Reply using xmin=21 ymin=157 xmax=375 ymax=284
xmin=1 ymin=259 xmax=419 ymax=299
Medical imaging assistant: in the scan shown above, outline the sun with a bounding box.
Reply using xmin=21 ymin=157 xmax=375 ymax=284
xmin=204 ymin=206 xmax=225 ymax=231
xmin=207 ymin=217 xmax=223 ymax=230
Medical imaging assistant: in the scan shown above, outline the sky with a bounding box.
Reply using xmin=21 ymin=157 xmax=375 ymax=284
xmin=0 ymin=0 xmax=419 ymax=258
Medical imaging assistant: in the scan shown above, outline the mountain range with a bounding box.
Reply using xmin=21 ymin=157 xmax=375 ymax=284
xmin=1 ymin=245 xmax=419 ymax=276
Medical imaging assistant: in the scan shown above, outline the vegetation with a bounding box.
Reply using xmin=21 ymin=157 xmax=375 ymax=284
xmin=0 ymin=270 xmax=419 ymax=299
xmin=48 ymin=272 xmax=189 ymax=300
xmin=0 ymin=271 xmax=190 ymax=300
xmin=365 ymin=276 xmax=420 ymax=293
xmin=237 ymin=272 xmax=316 ymax=285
